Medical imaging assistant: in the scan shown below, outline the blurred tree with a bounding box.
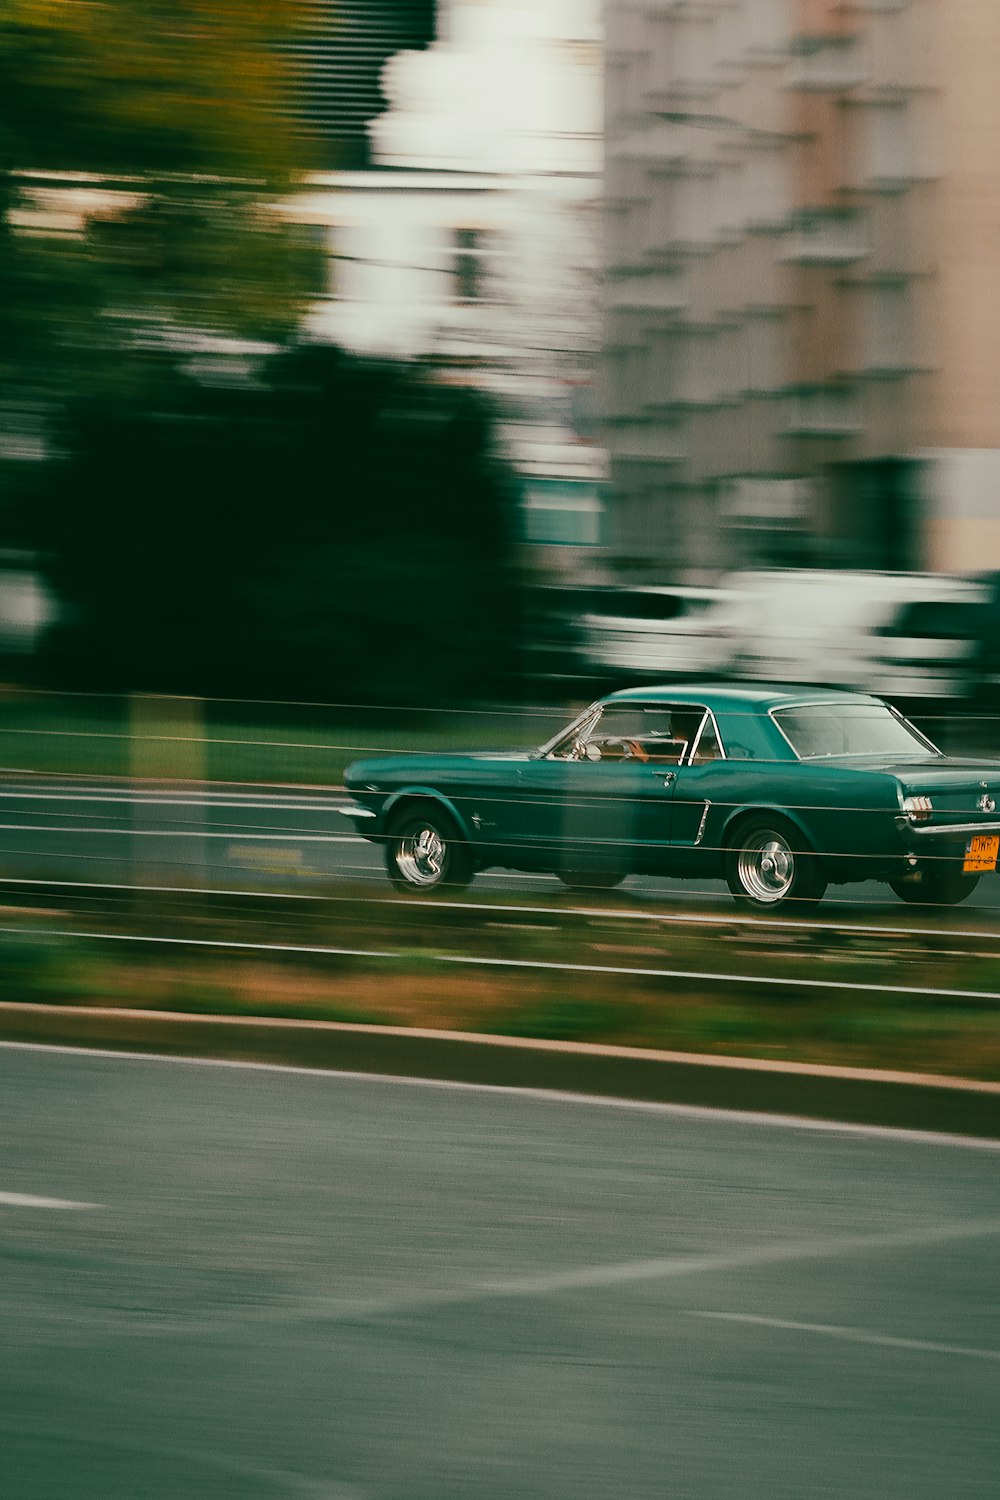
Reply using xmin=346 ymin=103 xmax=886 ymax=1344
xmin=41 ymin=346 xmax=525 ymax=705
xmin=1 ymin=9 xmax=528 ymax=707
xmin=0 ymin=0 xmax=320 ymax=394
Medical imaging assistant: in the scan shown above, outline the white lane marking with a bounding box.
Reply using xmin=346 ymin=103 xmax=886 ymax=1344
xmin=471 ymin=1219 xmax=1000 ymax=1297
xmin=0 ymin=790 xmax=346 ymax=812
xmin=687 ymin=1310 xmax=1000 ymax=1362
xmin=3 ymin=921 xmax=1000 ymax=1003
xmin=0 ymin=824 xmax=359 ymax=842
xmin=0 ymin=1190 xmax=101 ymax=1210
xmin=4 ymin=1041 xmax=1000 ymax=1151
xmin=285 ymin=1219 xmax=1000 ymax=1324
xmin=0 ymin=874 xmax=325 ymax=900
xmin=0 ymin=771 xmax=350 ymax=794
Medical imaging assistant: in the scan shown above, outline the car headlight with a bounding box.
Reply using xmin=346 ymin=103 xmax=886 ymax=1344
xmin=902 ymin=795 xmax=933 ymax=821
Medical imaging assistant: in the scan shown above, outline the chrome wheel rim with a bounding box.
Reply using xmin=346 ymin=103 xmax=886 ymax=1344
xmin=737 ymin=829 xmax=794 ymax=903
xmin=396 ymin=824 xmax=448 ymax=887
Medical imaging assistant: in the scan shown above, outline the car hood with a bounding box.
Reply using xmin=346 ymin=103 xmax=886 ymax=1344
xmin=345 ymin=750 xmax=535 ymax=786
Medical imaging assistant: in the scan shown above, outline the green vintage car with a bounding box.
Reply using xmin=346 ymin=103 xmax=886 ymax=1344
xmin=342 ymin=684 xmax=1000 ymax=909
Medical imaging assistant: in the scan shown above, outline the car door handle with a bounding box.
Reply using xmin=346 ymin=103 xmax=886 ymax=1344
xmin=656 ymin=770 xmax=676 ymax=786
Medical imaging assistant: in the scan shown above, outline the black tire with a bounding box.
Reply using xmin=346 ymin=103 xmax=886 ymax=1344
xmin=557 ymin=869 xmax=627 ymax=893
xmin=383 ymin=806 xmax=474 ymax=895
xmin=725 ymin=817 xmax=827 ymax=911
xmin=889 ymin=869 xmax=980 ymax=906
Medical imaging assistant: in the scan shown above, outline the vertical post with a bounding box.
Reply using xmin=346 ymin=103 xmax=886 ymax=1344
xmin=130 ymin=693 xmax=206 ymax=894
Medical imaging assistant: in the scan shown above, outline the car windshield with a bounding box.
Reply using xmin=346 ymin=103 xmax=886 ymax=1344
xmin=773 ymin=703 xmax=939 ymax=760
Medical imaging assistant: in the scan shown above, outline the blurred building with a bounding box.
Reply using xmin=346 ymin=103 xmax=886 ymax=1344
xmin=289 ymin=1 xmax=437 ymax=168
xmin=604 ymin=0 xmax=1000 ymax=582
xmin=290 ymin=0 xmax=606 ymax=565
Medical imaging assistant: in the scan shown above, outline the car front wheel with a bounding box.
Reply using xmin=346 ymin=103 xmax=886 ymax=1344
xmin=725 ymin=819 xmax=826 ymax=911
xmin=384 ymin=807 xmax=473 ymax=894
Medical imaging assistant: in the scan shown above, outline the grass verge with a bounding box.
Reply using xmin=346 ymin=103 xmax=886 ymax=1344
xmin=1 ymin=886 xmax=1000 ymax=1081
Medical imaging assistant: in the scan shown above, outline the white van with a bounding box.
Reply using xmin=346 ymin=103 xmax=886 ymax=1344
xmin=577 ymin=584 xmax=750 ymax=680
xmin=724 ymin=570 xmax=987 ymax=704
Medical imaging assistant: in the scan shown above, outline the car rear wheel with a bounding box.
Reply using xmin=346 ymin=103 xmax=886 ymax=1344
xmin=384 ymin=807 xmax=473 ymax=894
xmin=889 ymin=869 xmax=980 ymax=906
xmin=725 ymin=819 xmax=826 ymax=911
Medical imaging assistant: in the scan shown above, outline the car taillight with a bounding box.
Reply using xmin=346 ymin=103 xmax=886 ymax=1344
xmin=903 ymin=795 xmax=933 ymax=821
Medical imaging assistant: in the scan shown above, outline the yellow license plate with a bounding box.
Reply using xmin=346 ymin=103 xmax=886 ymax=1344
xmin=964 ymin=834 xmax=999 ymax=873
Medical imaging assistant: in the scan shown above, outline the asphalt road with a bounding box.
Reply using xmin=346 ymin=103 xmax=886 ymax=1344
xmin=2 ymin=773 xmax=1000 ymax=914
xmin=2 ymin=1045 xmax=999 ymax=1499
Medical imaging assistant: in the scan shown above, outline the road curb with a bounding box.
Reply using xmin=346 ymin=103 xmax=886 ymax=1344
xmin=2 ymin=1002 xmax=999 ymax=1138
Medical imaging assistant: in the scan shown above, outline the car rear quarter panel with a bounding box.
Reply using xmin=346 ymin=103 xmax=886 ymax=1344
xmin=708 ymin=762 xmax=903 ymax=881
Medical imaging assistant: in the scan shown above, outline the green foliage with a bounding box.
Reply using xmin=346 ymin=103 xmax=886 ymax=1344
xmin=0 ymin=0 xmax=319 ymax=391
xmin=37 ymin=345 xmax=524 ymax=704
xmin=0 ymin=930 xmax=99 ymax=1001
xmin=0 ymin=7 xmax=525 ymax=705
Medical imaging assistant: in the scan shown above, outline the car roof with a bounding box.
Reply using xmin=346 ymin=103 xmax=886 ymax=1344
xmin=603 ymin=682 xmax=885 ymax=712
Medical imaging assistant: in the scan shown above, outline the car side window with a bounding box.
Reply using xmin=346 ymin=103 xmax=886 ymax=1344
xmin=690 ymin=713 xmax=724 ymax=763
xmin=590 ymin=706 xmax=687 ymax=764
xmin=544 ymin=703 xmax=733 ymax=764
xmin=548 ymin=703 xmax=719 ymax=765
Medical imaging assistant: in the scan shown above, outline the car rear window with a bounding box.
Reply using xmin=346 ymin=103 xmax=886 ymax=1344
xmin=772 ymin=703 xmax=938 ymax=759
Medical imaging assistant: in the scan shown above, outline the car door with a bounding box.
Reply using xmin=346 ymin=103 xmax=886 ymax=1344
xmin=494 ymin=702 xmax=680 ymax=875
xmin=564 ymin=756 xmax=678 ymax=875
xmin=493 ymin=757 xmax=670 ymax=876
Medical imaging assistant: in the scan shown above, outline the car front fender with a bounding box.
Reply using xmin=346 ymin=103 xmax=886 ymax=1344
xmin=378 ymin=786 xmax=475 ymax=844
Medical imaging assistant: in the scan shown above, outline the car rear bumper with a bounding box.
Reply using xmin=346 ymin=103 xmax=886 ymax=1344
xmin=896 ymin=817 xmax=1000 ymax=838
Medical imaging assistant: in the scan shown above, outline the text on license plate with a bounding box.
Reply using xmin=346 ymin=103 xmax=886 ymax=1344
xmin=964 ymin=834 xmax=999 ymax=873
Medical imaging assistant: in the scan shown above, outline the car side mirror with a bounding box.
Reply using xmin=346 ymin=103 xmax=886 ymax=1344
xmin=585 ymin=742 xmax=603 ymax=761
